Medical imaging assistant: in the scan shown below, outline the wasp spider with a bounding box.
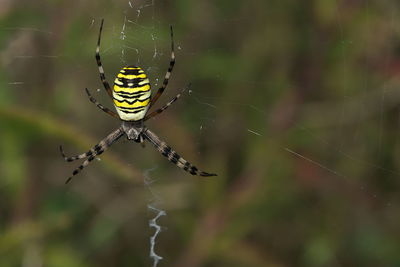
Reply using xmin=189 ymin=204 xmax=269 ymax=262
xmin=60 ymin=19 xmax=217 ymax=184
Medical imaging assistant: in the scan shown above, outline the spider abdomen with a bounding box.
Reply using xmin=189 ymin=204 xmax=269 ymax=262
xmin=113 ymin=66 xmax=151 ymax=121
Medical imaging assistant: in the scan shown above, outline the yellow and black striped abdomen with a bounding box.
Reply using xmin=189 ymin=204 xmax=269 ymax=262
xmin=112 ymin=66 xmax=151 ymax=121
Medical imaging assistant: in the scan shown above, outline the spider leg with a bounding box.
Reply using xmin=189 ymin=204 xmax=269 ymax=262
xmin=85 ymin=88 xmax=119 ymax=119
xmin=144 ymin=84 xmax=189 ymax=121
xmin=139 ymin=134 xmax=146 ymax=148
xmin=96 ymin=19 xmax=113 ymax=99
xmin=60 ymin=145 xmax=90 ymax=162
xmin=143 ymin=128 xmax=217 ymax=177
xmin=62 ymin=127 xmax=125 ymax=184
xmin=149 ymin=25 xmax=175 ymax=108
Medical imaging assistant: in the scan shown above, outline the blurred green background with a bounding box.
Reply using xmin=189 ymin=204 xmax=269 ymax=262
xmin=2 ymin=0 xmax=400 ymax=266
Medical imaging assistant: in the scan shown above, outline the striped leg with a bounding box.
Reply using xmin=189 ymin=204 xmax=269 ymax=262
xmin=144 ymin=84 xmax=189 ymax=121
xmin=149 ymin=25 xmax=175 ymax=108
xmin=60 ymin=145 xmax=89 ymax=162
xmin=96 ymin=19 xmax=113 ymax=98
xmin=62 ymin=127 xmax=125 ymax=184
xmin=85 ymin=88 xmax=119 ymax=119
xmin=143 ymin=128 xmax=217 ymax=177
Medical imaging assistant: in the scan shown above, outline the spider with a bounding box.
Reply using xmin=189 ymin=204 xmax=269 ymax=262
xmin=60 ymin=19 xmax=217 ymax=184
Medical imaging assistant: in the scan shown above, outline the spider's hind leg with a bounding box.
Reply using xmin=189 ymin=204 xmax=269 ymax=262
xmin=149 ymin=25 xmax=176 ymax=108
xmin=95 ymin=19 xmax=113 ymax=98
xmin=145 ymin=84 xmax=189 ymax=121
xmin=85 ymin=88 xmax=119 ymax=119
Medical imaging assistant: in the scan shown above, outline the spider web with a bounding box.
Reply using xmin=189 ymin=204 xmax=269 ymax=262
xmin=109 ymin=2 xmax=169 ymax=266
xmin=1 ymin=1 xmax=169 ymax=266
xmin=3 ymin=0 xmax=400 ymax=266
xmin=102 ymin=3 xmax=223 ymax=265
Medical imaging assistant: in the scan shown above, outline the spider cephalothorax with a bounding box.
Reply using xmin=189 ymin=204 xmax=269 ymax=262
xmin=60 ymin=19 xmax=216 ymax=183
xmin=121 ymin=121 xmax=144 ymax=141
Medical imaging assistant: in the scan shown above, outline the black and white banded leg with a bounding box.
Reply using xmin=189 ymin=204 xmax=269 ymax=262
xmin=96 ymin=19 xmax=113 ymax=98
xmin=60 ymin=145 xmax=89 ymax=162
xmin=85 ymin=88 xmax=119 ymax=119
xmin=145 ymin=84 xmax=188 ymax=121
xmin=143 ymin=128 xmax=216 ymax=176
xmin=61 ymin=127 xmax=124 ymax=184
xmin=149 ymin=25 xmax=175 ymax=108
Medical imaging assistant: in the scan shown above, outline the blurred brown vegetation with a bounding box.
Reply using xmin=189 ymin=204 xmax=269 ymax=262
xmin=2 ymin=0 xmax=400 ymax=266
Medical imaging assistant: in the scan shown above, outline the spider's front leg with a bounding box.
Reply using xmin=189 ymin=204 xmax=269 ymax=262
xmin=139 ymin=134 xmax=146 ymax=148
xmin=60 ymin=127 xmax=124 ymax=183
xmin=143 ymin=128 xmax=216 ymax=176
xmin=132 ymin=133 xmax=146 ymax=148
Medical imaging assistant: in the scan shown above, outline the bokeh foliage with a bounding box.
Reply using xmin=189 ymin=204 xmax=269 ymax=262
xmin=2 ymin=0 xmax=400 ymax=266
